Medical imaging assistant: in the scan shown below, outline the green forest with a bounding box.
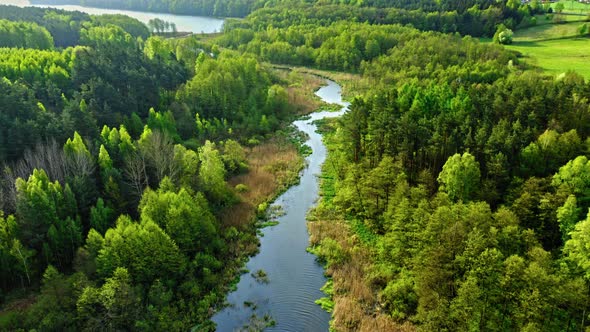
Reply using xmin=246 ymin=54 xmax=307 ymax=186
xmin=1 ymin=0 xmax=590 ymax=330
xmin=0 ymin=5 xmax=299 ymax=331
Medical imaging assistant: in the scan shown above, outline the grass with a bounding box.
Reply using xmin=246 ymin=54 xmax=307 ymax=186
xmin=251 ymin=269 xmax=269 ymax=284
xmin=239 ymin=313 xmax=276 ymax=331
xmin=482 ymin=15 xmax=590 ymax=79
xmin=506 ymin=37 xmax=590 ymax=78
xmin=551 ymin=0 xmax=590 ymax=14
xmin=308 ymin=216 xmax=414 ymax=332
xmin=220 ymin=138 xmax=303 ymax=230
xmin=315 ymin=296 xmax=335 ymax=312
xmin=512 ymin=20 xmax=587 ymax=41
xmin=272 ymin=67 xmax=326 ymax=115
xmin=294 ymin=68 xmax=365 ymax=101
xmin=272 ymin=65 xmax=365 ymax=101
xmin=256 ymin=220 xmax=279 ymax=228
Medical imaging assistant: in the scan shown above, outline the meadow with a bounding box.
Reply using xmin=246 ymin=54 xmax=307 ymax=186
xmin=551 ymin=0 xmax=590 ymax=14
xmin=518 ymin=18 xmax=586 ymax=39
xmin=489 ymin=10 xmax=590 ymax=79
xmin=506 ymin=38 xmax=590 ymax=78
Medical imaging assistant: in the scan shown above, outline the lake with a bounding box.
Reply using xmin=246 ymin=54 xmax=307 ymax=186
xmin=0 ymin=0 xmax=225 ymax=33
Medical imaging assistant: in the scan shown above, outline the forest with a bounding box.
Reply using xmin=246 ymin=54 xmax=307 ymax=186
xmin=32 ymin=0 xmax=264 ymax=17
xmin=1 ymin=0 xmax=590 ymax=331
xmin=311 ymin=60 xmax=590 ymax=331
xmin=297 ymin=8 xmax=590 ymax=332
xmin=0 ymin=5 xmax=299 ymax=331
xmin=36 ymin=0 xmax=549 ymax=37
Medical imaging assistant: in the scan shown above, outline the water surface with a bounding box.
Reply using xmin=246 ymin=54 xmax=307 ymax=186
xmin=0 ymin=0 xmax=224 ymax=33
xmin=211 ymin=80 xmax=350 ymax=331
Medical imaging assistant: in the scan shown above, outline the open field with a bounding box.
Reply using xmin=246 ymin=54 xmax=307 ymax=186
xmin=530 ymin=13 xmax=588 ymax=26
xmin=506 ymin=38 xmax=590 ymax=78
xmin=551 ymin=0 xmax=590 ymax=13
xmin=515 ymin=20 xmax=588 ymax=40
xmin=483 ymin=14 xmax=590 ymax=79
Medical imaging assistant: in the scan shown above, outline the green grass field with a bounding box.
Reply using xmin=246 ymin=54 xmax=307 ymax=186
xmin=551 ymin=0 xmax=590 ymax=14
xmin=531 ymin=13 xmax=587 ymax=26
xmin=505 ymin=38 xmax=590 ymax=78
xmin=484 ymin=12 xmax=590 ymax=79
xmin=513 ymin=20 xmax=586 ymax=40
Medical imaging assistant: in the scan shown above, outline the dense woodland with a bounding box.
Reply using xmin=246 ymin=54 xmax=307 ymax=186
xmin=0 ymin=5 xmax=296 ymax=330
xmin=33 ymin=0 xmax=264 ymax=17
xmin=1 ymin=0 xmax=590 ymax=331
xmin=36 ymin=0 xmax=549 ymax=37
xmin=316 ymin=58 xmax=590 ymax=331
xmin=297 ymin=10 xmax=590 ymax=332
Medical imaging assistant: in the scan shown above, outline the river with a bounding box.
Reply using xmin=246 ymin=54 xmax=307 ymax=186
xmin=0 ymin=0 xmax=347 ymax=325
xmin=211 ymin=80 xmax=350 ymax=332
xmin=0 ymin=0 xmax=224 ymax=33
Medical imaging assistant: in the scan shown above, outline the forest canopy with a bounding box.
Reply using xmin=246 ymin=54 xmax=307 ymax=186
xmin=0 ymin=4 xmax=298 ymax=330
xmin=1 ymin=0 xmax=590 ymax=330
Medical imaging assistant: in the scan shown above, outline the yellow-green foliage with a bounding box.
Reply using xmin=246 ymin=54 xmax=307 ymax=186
xmin=0 ymin=47 xmax=74 ymax=87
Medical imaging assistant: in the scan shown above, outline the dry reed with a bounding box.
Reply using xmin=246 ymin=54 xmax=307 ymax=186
xmin=308 ymin=218 xmax=416 ymax=332
xmin=221 ymin=139 xmax=303 ymax=229
xmin=272 ymin=67 xmax=326 ymax=115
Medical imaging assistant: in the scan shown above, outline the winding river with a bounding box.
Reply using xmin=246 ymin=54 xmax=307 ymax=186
xmin=212 ymin=80 xmax=350 ymax=331
xmin=1 ymin=0 xmax=224 ymax=33
xmin=0 ymin=0 xmax=348 ymax=325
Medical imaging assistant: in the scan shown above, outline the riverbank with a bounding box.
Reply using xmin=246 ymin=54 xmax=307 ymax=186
xmin=203 ymin=71 xmax=330 ymax=331
xmin=307 ymin=118 xmax=416 ymax=332
xmin=270 ymin=65 xmax=365 ymax=103
xmin=211 ymin=79 xmax=350 ymax=331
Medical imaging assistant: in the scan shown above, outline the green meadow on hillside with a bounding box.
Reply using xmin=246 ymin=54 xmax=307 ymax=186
xmin=551 ymin=0 xmax=590 ymax=13
xmin=507 ymin=38 xmax=590 ymax=78
xmin=486 ymin=13 xmax=590 ymax=79
xmin=513 ymin=20 xmax=586 ymax=40
xmin=529 ymin=13 xmax=587 ymax=27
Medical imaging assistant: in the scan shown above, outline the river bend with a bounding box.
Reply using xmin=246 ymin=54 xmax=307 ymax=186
xmin=212 ymin=80 xmax=350 ymax=331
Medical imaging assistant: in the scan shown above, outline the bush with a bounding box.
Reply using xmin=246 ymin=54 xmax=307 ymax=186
xmin=493 ymin=24 xmax=514 ymax=45
xmin=309 ymin=238 xmax=347 ymax=268
xmin=579 ymin=23 xmax=589 ymax=37
xmin=235 ymin=183 xmax=249 ymax=192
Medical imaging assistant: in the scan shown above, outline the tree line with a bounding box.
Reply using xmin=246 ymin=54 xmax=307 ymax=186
xmin=0 ymin=19 xmax=54 ymax=49
xmin=0 ymin=6 xmax=295 ymax=330
xmin=0 ymin=5 xmax=149 ymax=47
xmin=221 ymin=0 xmax=549 ymax=40
xmin=310 ymin=19 xmax=590 ymax=331
xmin=32 ymin=0 xmax=263 ymax=17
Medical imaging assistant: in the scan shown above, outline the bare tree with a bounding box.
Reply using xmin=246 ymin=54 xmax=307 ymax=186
xmin=64 ymin=148 xmax=95 ymax=180
xmin=13 ymin=139 xmax=67 ymax=185
xmin=140 ymin=130 xmax=180 ymax=185
xmin=1 ymin=140 xmax=69 ymax=213
xmin=0 ymin=165 xmax=17 ymax=213
xmin=124 ymin=151 xmax=149 ymax=200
